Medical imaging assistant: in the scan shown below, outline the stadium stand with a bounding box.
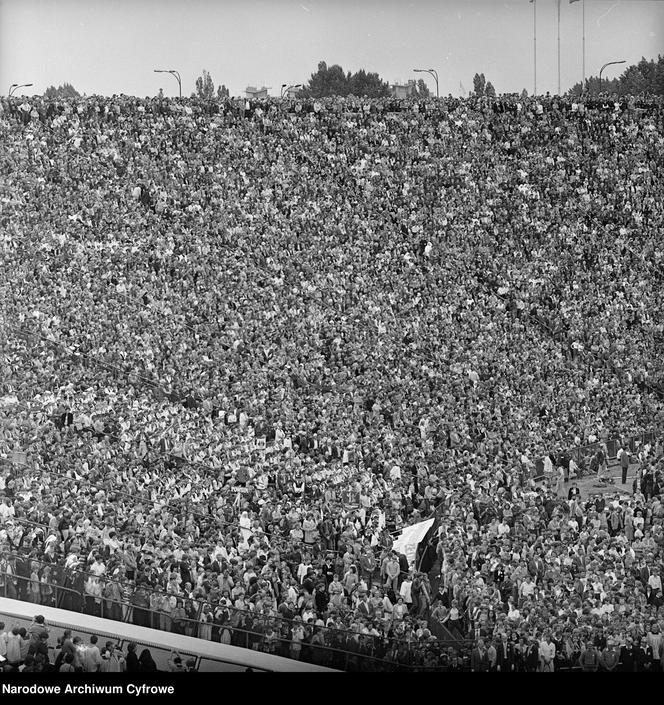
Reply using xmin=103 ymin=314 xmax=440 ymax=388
xmin=1 ymin=92 xmax=664 ymax=671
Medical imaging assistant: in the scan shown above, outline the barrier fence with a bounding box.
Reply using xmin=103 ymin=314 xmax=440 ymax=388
xmin=532 ymin=429 xmax=659 ymax=481
xmin=0 ymin=549 xmax=460 ymax=672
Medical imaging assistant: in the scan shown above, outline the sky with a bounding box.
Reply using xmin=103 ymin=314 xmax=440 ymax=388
xmin=1 ymin=0 xmax=663 ymax=98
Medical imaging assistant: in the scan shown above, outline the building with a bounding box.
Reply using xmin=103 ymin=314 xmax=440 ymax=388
xmin=390 ymin=80 xmax=416 ymax=99
xmin=282 ymin=85 xmax=303 ymax=98
xmin=245 ymin=86 xmax=270 ymax=99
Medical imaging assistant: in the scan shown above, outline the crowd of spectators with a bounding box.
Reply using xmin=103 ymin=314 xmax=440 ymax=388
xmin=0 ymin=614 xmax=168 ymax=672
xmin=1 ymin=91 xmax=664 ymax=671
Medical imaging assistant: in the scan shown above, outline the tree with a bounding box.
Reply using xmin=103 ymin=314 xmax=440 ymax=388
xmin=302 ymin=60 xmax=389 ymax=98
xmin=217 ymin=84 xmax=230 ymax=99
xmin=485 ymin=81 xmax=496 ymax=97
xmin=44 ymin=83 xmax=80 ymax=99
xmin=567 ymin=55 xmax=664 ymax=96
xmin=472 ymin=73 xmax=486 ymax=96
xmin=348 ymin=68 xmax=390 ymax=98
xmin=193 ymin=69 xmax=215 ymax=99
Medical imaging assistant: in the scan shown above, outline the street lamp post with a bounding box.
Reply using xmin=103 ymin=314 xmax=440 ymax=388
xmin=8 ymin=83 xmax=33 ymax=97
xmin=281 ymin=83 xmax=302 ymax=98
xmin=598 ymin=60 xmax=626 ymax=94
xmin=153 ymin=69 xmax=181 ymax=98
xmin=413 ymin=68 xmax=439 ymax=98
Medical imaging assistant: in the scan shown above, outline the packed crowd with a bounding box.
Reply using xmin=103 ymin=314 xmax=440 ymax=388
xmin=1 ymin=91 xmax=664 ymax=670
xmin=0 ymin=614 xmax=189 ymax=672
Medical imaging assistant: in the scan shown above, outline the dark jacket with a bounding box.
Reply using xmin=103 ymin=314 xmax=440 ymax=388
xmin=471 ymin=646 xmax=490 ymax=672
xmin=620 ymin=645 xmax=637 ymax=672
xmin=495 ymin=641 xmax=516 ymax=672
xmin=634 ymin=645 xmax=653 ymax=671
xmin=126 ymin=651 xmax=140 ymax=672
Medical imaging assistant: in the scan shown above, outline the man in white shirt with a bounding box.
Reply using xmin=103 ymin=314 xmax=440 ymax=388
xmin=648 ymin=567 xmax=662 ymax=595
xmin=286 ymin=580 xmax=299 ymax=605
xmin=519 ymin=575 xmax=536 ymax=603
xmin=399 ymin=573 xmax=413 ymax=611
xmin=0 ymin=498 xmax=14 ymax=522
xmin=84 ymin=635 xmax=102 ymax=672
xmin=538 ymin=632 xmax=556 ymax=672
xmin=89 ymin=555 xmax=106 ymax=577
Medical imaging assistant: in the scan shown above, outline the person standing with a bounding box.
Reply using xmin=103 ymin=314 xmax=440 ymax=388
xmin=59 ymin=653 xmax=76 ymax=673
xmin=648 ymin=568 xmax=663 ymax=601
xmin=359 ymin=548 xmax=376 ymax=590
xmin=618 ymin=445 xmax=631 ymax=485
xmin=634 ymin=637 xmax=654 ymax=672
xmin=487 ymin=640 xmax=498 ymax=672
xmin=599 ymin=639 xmax=620 ymax=672
xmin=5 ymin=627 xmax=23 ymax=669
xmin=71 ymin=636 xmax=86 ymax=671
xmin=83 ymin=635 xmax=101 ymax=673
xmin=102 ymin=643 xmax=126 ymax=672
xmin=646 ymin=623 xmax=663 ymax=669
xmin=594 ymin=448 xmax=607 ymax=481
xmin=538 ymin=632 xmax=556 ymax=672
xmin=125 ymin=642 xmax=140 ymax=672
xmin=471 ymin=637 xmax=490 ymax=672
xmin=620 ymin=636 xmax=637 ymax=672
xmin=579 ymin=642 xmax=600 ymax=672
xmin=384 ymin=552 xmax=400 ymax=598
xmin=399 ymin=572 xmax=414 ymax=613
xmin=496 ymin=633 xmax=515 ymax=672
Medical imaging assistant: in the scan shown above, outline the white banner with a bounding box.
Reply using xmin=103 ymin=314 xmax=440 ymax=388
xmin=391 ymin=518 xmax=435 ymax=569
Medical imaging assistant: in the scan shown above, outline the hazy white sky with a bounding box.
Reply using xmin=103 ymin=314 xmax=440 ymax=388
xmin=1 ymin=0 xmax=663 ymax=98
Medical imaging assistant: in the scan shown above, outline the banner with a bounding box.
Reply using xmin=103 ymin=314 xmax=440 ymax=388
xmin=391 ymin=518 xmax=435 ymax=569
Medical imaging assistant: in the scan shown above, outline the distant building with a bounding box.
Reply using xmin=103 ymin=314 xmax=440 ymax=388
xmin=390 ymin=80 xmax=416 ymax=99
xmin=283 ymin=85 xmax=303 ymax=98
xmin=245 ymin=86 xmax=270 ymax=99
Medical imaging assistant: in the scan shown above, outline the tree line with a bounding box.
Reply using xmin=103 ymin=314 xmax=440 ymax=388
xmin=40 ymin=54 xmax=664 ymax=100
xmin=568 ymin=55 xmax=664 ymax=97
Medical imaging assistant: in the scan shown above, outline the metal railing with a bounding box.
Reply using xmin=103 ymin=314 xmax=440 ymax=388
xmin=0 ymin=549 xmax=460 ymax=669
xmin=0 ymin=570 xmax=452 ymax=672
xmin=532 ymin=429 xmax=659 ymax=481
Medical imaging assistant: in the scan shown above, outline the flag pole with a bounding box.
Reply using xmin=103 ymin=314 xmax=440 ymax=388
xmin=582 ymin=0 xmax=586 ymax=94
xmin=557 ymin=0 xmax=561 ymax=95
xmin=531 ymin=0 xmax=537 ymax=96
xmin=534 ymin=0 xmax=537 ymax=95
xmin=570 ymin=0 xmax=584 ymax=95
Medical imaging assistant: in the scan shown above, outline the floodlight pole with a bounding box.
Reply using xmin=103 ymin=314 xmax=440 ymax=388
xmin=599 ymin=60 xmax=626 ymax=93
xmin=153 ymin=69 xmax=181 ymax=98
xmin=8 ymin=82 xmax=33 ymax=97
xmin=413 ymin=68 xmax=438 ymax=98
